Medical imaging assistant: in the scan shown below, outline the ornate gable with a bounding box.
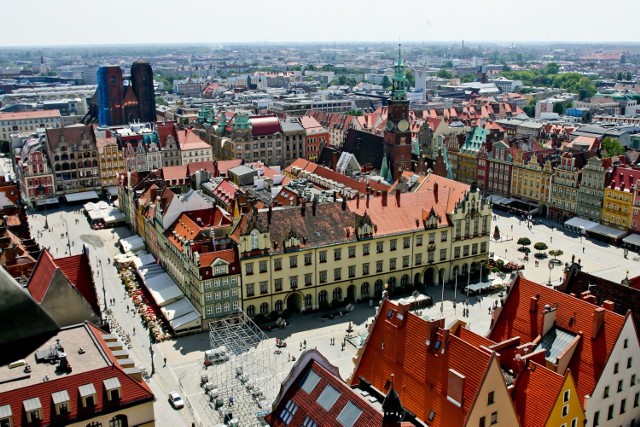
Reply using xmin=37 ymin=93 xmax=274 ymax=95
xmin=354 ymin=211 xmax=375 ymax=239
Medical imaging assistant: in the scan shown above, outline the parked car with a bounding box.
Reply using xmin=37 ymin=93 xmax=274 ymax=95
xmin=168 ymin=392 xmax=184 ymax=409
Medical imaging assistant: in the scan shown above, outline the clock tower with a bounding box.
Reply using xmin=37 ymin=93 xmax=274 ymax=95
xmin=384 ymin=44 xmax=413 ymax=182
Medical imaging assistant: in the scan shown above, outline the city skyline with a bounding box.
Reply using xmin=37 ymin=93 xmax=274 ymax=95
xmin=1 ymin=0 xmax=639 ymax=47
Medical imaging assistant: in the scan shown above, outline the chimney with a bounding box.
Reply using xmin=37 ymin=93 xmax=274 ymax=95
xmin=542 ymin=304 xmax=556 ymax=336
xmin=213 ymin=160 xmax=219 ymax=177
xmin=356 ymin=195 xmax=360 ymax=209
xmin=395 ymin=190 xmax=401 ymax=207
xmin=611 ymin=180 xmax=615 ymax=189
xmin=434 ymin=182 xmax=439 ymax=203
xmin=382 ymin=190 xmax=388 ymax=207
xmin=312 ymin=199 xmax=317 ymax=216
xmin=529 ymin=295 xmax=539 ymax=313
xmin=267 ymin=205 xmax=272 ymax=224
xmin=602 ymin=300 xmax=615 ymax=311
xmin=301 ymin=198 xmax=306 ymax=217
xmin=592 ymin=307 xmax=605 ymax=339
xmin=341 ymin=197 xmax=347 ymax=211
xmin=184 ymin=129 xmax=188 ymax=137
xmin=333 ymin=191 xmax=337 ymax=202
xmin=582 ymin=293 xmax=597 ymax=305
xmin=366 ymin=192 xmax=370 ymax=208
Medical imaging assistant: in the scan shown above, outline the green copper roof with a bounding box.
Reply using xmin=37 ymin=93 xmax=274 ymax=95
xmin=391 ymin=44 xmax=408 ymax=101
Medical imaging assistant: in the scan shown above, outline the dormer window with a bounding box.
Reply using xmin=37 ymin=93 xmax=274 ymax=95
xmin=23 ymin=398 xmax=41 ymax=423
xmin=0 ymin=404 xmax=13 ymax=427
xmin=79 ymin=383 xmax=97 ymax=408
xmin=250 ymin=230 xmax=260 ymax=250
xmin=104 ymin=377 xmax=121 ymax=401
xmin=52 ymin=390 xmax=70 ymax=416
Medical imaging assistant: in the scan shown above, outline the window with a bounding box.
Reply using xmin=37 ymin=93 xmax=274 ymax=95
xmin=279 ymin=400 xmax=298 ymax=425
xmin=562 ymin=404 xmax=569 ymax=417
xmin=440 ymin=249 xmax=447 ymax=261
xmin=441 ymin=231 xmax=448 ymax=242
xmin=620 ymin=399 xmax=626 ymax=414
xmin=628 ymin=357 xmax=632 ymax=369
xmin=624 ymin=338 xmax=628 ymax=348
xmin=490 ymin=411 xmax=497 ymax=425
xmin=290 ymin=256 xmax=297 ymax=268
xmin=479 ymin=416 xmax=486 ymax=427
xmin=260 ymin=282 xmax=268 ymax=294
xmin=363 ymin=263 xmax=369 ymax=275
xmin=274 ymin=279 xmax=283 ymax=292
xmin=259 ymin=261 xmax=267 ymax=273
xmin=260 ymin=302 xmax=269 ymax=314
xmin=607 ymin=404 xmax=614 ymax=420
xmin=472 ymin=243 xmax=478 ymax=255
xmin=463 ymin=245 xmax=469 ymax=256
xmin=334 ymin=268 xmax=342 ymax=281
xmin=376 ymin=242 xmax=384 ymax=253
xmin=301 ymin=416 xmax=317 ymax=427
xmin=618 ymin=379 xmax=623 ymax=393
xmin=415 ymin=253 xmax=422 ymax=265
xmin=290 ymin=276 xmax=298 ymax=289
xmin=563 ymin=389 xmax=570 ymax=403
xmin=389 ymin=258 xmax=396 ymax=270
xmin=348 ymin=266 xmax=355 ymax=278
xmin=487 ymin=391 xmax=495 ymax=405
xmin=454 ymin=247 xmax=461 ymax=258
xmin=319 ymin=251 xmax=327 ymax=263
xmin=593 ymin=411 xmax=600 ymax=427
xmin=403 ymin=237 xmax=410 ymax=248
xmin=304 ymin=253 xmax=312 ymax=265
xmin=363 ymin=243 xmax=370 ymax=255
xmin=348 ymin=246 xmax=356 ymax=258
xmin=634 ymin=392 xmax=639 ymax=408
xmin=614 ymin=362 xmax=619 ymax=374
xmin=416 ymin=235 xmax=423 ymax=246
xmin=428 ymin=233 xmax=435 ymax=244
xmin=246 ymin=263 xmax=254 ymax=275
xmin=631 ymin=374 xmax=636 ymax=386
xmin=390 ymin=239 xmax=397 ymax=250
xmin=334 ymin=249 xmax=342 ymax=260
xmin=250 ymin=230 xmax=260 ymax=250
xmin=376 ymin=261 xmax=383 ymax=273
xmin=428 ymin=252 xmax=434 ymax=263
xmin=246 ymin=283 xmax=254 ymax=297
xmin=402 ymin=256 xmax=410 ymax=268
xmin=320 ymin=271 xmax=327 ymax=283
xmin=305 ymin=294 xmax=312 ymax=307
xmin=274 ymin=258 xmax=282 ymax=270
xmin=206 ymin=306 xmax=213 ymax=315
xmin=305 ymin=273 xmax=312 ymax=286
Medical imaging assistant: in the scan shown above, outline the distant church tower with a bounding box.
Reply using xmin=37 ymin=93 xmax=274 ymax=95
xmin=383 ymin=45 xmax=413 ymax=182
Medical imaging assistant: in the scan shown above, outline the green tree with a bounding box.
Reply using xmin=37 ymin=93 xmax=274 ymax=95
xmin=382 ymin=75 xmax=391 ymax=89
xmin=522 ymin=99 xmax=536 ymax=117
xmin=436 ymin=69 xmax=453 ymax=79
xmin=576 ymin=77 xmax=597 ymax=100
xmin=306 ymin=64 xmax=316 ymax=71
xmin=0 ymin=140 xmax=10 ymax=155
xmin=534 ymin=242 xmax=548 ymax=254
xmin=553 ymin=102 xmax=565 ymax=115
xmin=601 ymin=137 xmax=626 ymax=156
xmin=155 ymin=96 xmax=168 ymax=106
xmin=517 ymin=237 xmax=532 ymax=252
xmin=405 ymin=70 xmax=415 ymax=88
xmin=549 ymin=249 xmax=563 ymax=261
xmin=544 ymin=62 xmax=560 ymax=75
xmin=442 ymin=60 xmax=454 ymax=68
xmin=626 ymin=71 xmax=632 ymax=80
xmin=461 ymin=74 xmax=475 ymax=83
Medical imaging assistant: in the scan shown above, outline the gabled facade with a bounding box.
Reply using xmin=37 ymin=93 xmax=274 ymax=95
xmin=576 ymin=156 xmax=607 ymax=222
xmin=602 ymin=167 xmax=640 ymax=230
xmin=97 ymin=135 xmax=125 ymax=189
xmin=486 ymin=140 xmax=513 ymax=197
xmin=510 ymin=149 xmax=553 ymax=215
xmin=16 ymin=135 xmax=55 ymax=206
xmin=549 ymin=153 xmax=581 ymax=222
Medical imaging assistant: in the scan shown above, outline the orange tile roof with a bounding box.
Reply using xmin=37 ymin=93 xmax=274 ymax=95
xmin=352 ymin=300 xmax=493 ymax=426
xmin=511 ymin=362 xmax=566 ymax=427
xmin=0 ymin=110 xmax=61 ymax=120
xmin=161 ymin=165 xmax=188 ymax=182
xmin=488 ymin=274 xmax=627 ymax=407
xmin=198 ymin=248 xmax=237 ymax=267
xmin=177 ymin=128 xmax=210 ymax=150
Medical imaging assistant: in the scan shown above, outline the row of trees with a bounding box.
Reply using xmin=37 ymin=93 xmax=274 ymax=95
xmin=502 ymin=62 xmax=597 ymax=100
xmin=517 ymin=237 xmax=563 ymax=260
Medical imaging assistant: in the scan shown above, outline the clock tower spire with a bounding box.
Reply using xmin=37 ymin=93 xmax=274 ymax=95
xmin=383 ymin=43 xmax=413 ymax=182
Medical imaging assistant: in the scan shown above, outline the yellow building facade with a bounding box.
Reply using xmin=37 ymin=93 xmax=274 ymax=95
xmin=98 ymin=138 xmax=126 ymax=189
xmin=546 ymin=373 xmax=585 ymax=427
xmin=510 ymin=149 xmax=553 ymax=213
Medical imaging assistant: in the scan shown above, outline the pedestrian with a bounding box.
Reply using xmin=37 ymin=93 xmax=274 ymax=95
xmin=582 ymin=247 xmax=585 ymax=253
xmin=303 ymin=340 xmax=307 ymax=349
xmin=133 ymin=327 xmax=136 ymax=335
xmin=163 ymin=357 xmax=167 ymax=367
xmin=126 ymin=305 xmax=129 ymax=312
xmin=299 ymin=342 xmax=302 ymax=351
xmin=228 ymin=396 xmax=234 ymax=406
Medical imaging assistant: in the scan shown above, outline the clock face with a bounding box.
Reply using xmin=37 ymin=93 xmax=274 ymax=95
xmin=397 ymin=119 xmax=410 ymax=132
xmin=385 ymin=120 xmax=395 ymax=131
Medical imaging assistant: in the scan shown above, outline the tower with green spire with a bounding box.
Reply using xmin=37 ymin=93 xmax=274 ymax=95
xmin=383 ymin=44 xmax=413 ymax=183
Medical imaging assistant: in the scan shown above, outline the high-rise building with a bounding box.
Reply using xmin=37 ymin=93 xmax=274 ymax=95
xmin=96 ymin=66 xmax=124 ymax=126
xmin=131 ymin=60 xmax=156 ymax=123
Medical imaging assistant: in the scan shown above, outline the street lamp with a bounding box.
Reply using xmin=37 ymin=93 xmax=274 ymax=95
xmin=98 ymin=259 xmax=107 ymax=314
xmin=440 ymin=271 xmax=445 ymax=312
xmin=149 ymin=329 xmax=155 ymax=376
xmin=548 ymin=261 xmax=555 ymax=287
xmin=504 ymin=248 xmax=507 ymax=263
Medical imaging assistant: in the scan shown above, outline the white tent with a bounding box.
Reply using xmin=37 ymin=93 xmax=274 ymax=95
xmin=564 ymin=217 xmax=598 ymax=233
xmin=169 ymin=310 xmax=201 ymax=332
xmin=65 ymin=190 xmax=99 ymax=203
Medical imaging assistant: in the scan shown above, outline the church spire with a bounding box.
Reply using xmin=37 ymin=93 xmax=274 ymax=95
xmin=391 ymin=44 xmax=407 ymax=101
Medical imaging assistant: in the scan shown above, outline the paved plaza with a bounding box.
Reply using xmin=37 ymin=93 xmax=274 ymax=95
xmin=26 ymin=204 xmax=638 ymax=426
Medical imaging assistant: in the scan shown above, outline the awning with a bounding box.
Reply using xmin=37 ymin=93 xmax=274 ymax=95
xmin=35 ymin=197 xmax=59 ymax=206
xmin=589 ymin=224 xmax=628 ymax=240
xmin=106 ymin=186 xmax=119 ymax=197
xmin=564 ymin=217 xmax=599 ymax=233
xmin=623 ymin=234 xmax=640 ymax=246
xmin=161 ymin=298 xmax=198 ymax=321
xmin=169 ymin=310 xmax=202 ymax=332
xmin=465 ymin=281 xmax=492 ymax=292
xmin=104 ymin=211 xmax=126 ymax=224
xmin=120 ymin=235 xmax=145 ymax=253
xmin=65 ymin=190 xmax=99 ymax=203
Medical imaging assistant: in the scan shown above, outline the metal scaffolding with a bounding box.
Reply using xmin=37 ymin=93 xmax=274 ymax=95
xmin=204 ymin=311 xmax=290 ymax=426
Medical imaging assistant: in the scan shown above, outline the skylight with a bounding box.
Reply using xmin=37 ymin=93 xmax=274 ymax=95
xmin=337 ymin=401 xmax=363 ymax=427
xmin=317 ymin=385 xmax=341 ymax=411
xmin=300 ymin=369 xmax=321 ymax=394
xmin=534 ymin=327 xmax=577 ymax=364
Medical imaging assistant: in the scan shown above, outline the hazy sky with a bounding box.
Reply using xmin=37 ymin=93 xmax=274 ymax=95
xmin=1 ymin=0 xmax=638 ymax=47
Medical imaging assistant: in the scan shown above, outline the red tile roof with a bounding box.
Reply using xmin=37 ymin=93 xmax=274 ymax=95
xmin=352 ymin=300 xmax=494 ymax=426
xmin=177 ymin=128 xmax=210 ymax=150
xmin=488 ymin=274 xmax=627 ymax=407
xmin=0 ymin=110 xmax=61 ymax=120
xmin=511 ymin=362 xmax=566 ymax=427
xmin=26 ymin=249 xmax=57 ymax=303
xmin=198 ymin=248 xmax=237 ymax=268
xmin=154 ymin=121 xmax=178 ymax=148
xmin=161 ymin=165 xmax=188 ymax=182
xmin=165 ymin=208 xmax=233 ymax=251
xmin=268 ymin=350 xmax=382 ymax=427
xmin=249 ymin=115 xmax=281 ymax=136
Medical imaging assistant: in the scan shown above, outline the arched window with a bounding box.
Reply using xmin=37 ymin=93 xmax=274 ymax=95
xmin=400 ymin=275 xmax=409 ymax=287
xmin=223 ymin=302 xmax=229 ymax=312
xmin=108 ymin=415 xmax=128 ymax=427
xmin=374 ymin=279 xmax=383 ymax=295
xmin=250 ymin=230 xmax=260 ymax=250
xmin=318 ymin=290 xmax=328 ymax=303
xmin=54 ymin=155 xmax=60 ymax=161
xmin=361 ymin=282 xmax=369 ymax=296
xmin=304 ymin=294 xmax=312 ymax=307
xmin=388 ymin=277 xmax=396 ymax=290
xmin=333 ymin=287 xmax=342 ymax=301
xmin=260 ymin=302 xmax=269 ymax=314
xmin=462 ymin=264 xmax=468 ymax=275
xmin=247 ymin=305 xmax=255 ymax=316
xmin=275 ymin=300 xmax=283 ymax=312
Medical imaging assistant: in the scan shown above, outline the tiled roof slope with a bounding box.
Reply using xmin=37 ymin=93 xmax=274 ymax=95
xmin=267 ymin=351 xmax=382 ymax=427
xmin=488 ymin=274 xmax=626 ymax=407
xmin=26 ymin=249 xmax=57 ymax=302
xmin=352 ymin=300 xmax=493 ymax=426
xmin=511 ymin=361 xmax=565 ymax=427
